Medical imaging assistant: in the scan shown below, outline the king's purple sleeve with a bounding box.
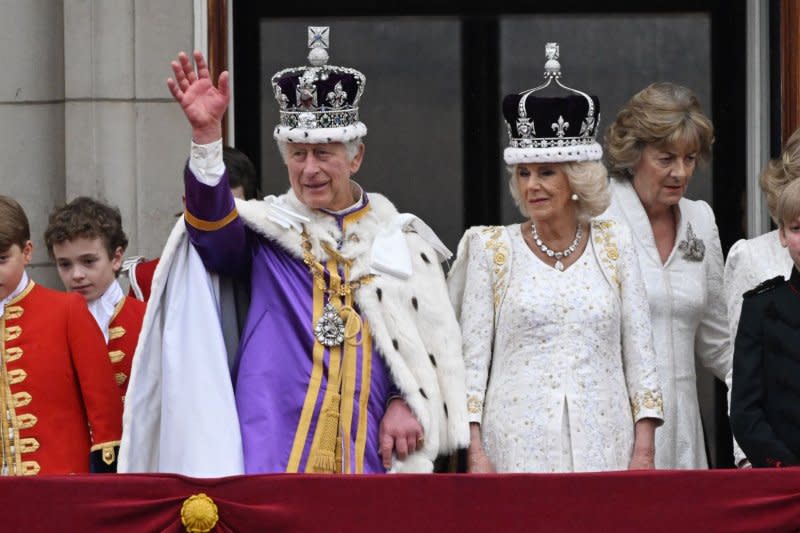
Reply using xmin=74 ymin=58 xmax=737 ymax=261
xmin=183 ymin=163 xmax=249 ymax=274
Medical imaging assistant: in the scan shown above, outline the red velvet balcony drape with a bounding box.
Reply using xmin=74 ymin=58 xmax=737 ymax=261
xmin=4 ymin=469 xmax=800 ymax=532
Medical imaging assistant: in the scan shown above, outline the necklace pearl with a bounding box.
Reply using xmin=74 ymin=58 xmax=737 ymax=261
xmin=531 ymin=222 xmax=582 ymax=271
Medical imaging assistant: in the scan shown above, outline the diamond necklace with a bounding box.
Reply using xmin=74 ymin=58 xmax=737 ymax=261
xmin=530 ymin=222 xmax=582 ymax=271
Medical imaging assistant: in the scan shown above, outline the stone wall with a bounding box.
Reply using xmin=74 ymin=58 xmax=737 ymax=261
xmin=1 ymin=0 xmax=195 ymax=288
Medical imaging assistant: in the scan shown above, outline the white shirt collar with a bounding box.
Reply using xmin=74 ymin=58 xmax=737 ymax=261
xmin=323 ymin=181 xmax=365 ymax=216
xmin=1 ymin=271 xmax=29 ymax=309
xmin=87 ymin=279 xmax=124 ymax=342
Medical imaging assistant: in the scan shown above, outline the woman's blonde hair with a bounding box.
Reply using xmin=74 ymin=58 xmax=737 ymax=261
xmin=776 ymin=178 xmax=800 ymax=228
xmin=605 ymin=82 xmax=714 ymax=179
xmin=759 ymin=127 xmax=800 ymax=223
xmin=508 ymin=160 xmax=610 ymax=221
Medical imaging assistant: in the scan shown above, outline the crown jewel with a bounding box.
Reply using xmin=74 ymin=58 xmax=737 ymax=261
xmin=543 ymin=42 xmax=561 ymax=78
xmin=502 ymin=42 xmax=602 ymax=164
xmin=307 ymin=26 xmax=330 ymax=66
xmin=271 ymin=26 xmax=367 ymax=143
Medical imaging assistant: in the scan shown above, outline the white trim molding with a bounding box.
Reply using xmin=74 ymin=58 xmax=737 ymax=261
xmin=746 ymin=0 xmax=771 ymax=237
xmin=193 ymin=0 xmax=208 ymax=59
xmin=227 ymin=0 xmax=235 ymax=145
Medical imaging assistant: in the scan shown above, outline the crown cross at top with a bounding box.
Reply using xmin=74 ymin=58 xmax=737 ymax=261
xmin=544 ymin=42 xmax=562 ymax=79
xmin=308 ymin=27 xmax=330 ymax=67
xmin=308 ymin=26 xmax=329 ymax=49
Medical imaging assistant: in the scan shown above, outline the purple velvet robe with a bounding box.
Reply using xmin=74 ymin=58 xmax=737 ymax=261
xmin=184 ymin=168 xmax=395 ymax=473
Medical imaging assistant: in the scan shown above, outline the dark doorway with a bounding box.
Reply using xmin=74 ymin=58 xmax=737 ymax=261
xmin=232 ymin=1 xmax=748 ymax=468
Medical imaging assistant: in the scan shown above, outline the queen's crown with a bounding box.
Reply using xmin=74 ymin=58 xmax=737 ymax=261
xmin=502 ymin=42 xmax=603 ymax=164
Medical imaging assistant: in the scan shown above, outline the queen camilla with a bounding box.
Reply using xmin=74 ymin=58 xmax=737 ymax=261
xmin=448 ymin=43 xmax=663 ymax=473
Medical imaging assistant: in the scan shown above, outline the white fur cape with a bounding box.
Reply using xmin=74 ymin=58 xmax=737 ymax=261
xmin=119 ymin=189 xmax=469 ymax=475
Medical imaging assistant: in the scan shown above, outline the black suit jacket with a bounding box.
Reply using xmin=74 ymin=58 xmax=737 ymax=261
xmin=730 ymin=267 xmax=800 ymax=467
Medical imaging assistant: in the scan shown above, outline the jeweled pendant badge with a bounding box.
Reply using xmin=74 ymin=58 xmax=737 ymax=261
xmin=315 ymin=303 xmax=345 ymax=346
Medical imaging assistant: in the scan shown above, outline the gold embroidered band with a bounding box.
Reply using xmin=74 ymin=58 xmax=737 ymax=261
xmin=183 ymin=207 xmax=239 ymax=232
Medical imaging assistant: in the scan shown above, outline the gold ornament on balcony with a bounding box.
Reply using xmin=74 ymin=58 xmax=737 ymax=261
xmin=180 ymin=493 xmax=219 ymax=533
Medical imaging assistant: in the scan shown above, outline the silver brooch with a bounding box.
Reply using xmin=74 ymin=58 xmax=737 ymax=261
xmin=678 ymin=222 xmax=705 ymax=262
xmin=314 ymin=303 xmax=344 ymax=347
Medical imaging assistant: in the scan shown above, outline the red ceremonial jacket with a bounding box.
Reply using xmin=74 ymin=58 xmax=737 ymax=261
xmin=108 ymin=296 xmax=146 ymax=401
xmin=123 ymin=257 xmax=159 ymax=302
xmin=1 ymin=282 xmax=123 ymax=475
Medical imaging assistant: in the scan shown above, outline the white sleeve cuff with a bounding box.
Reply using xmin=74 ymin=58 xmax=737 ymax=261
xmin=189 ymin=139 xmax=226 ymax=186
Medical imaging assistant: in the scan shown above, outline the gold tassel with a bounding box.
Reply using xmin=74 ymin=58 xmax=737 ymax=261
xmin=311 ymin=450 xmax=338 ymax=473
xmin=309 ymin=392 xmax=342 ymax=473
xmin=335 ymin=432 xmax=343 ymax=469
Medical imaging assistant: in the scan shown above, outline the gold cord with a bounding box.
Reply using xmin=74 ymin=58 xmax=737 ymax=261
xmin=301 ymin=230 xmax=375 ymax=299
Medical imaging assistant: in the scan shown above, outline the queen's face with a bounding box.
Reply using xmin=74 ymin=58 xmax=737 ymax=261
xmin=632 ymin=143 xmax=698 ymax=212
xmin=515 ymin=163 xmax=574 ymax=223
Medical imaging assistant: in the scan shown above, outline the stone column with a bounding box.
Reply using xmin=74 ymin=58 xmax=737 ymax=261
xmin=0 ymin=1 xmax=66 ymax=287
xmin=64 ymin=0 xmax=194 ymax=263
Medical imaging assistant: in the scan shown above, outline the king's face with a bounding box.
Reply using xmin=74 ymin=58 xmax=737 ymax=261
xmin=285 ymin=142 xmax=363 ymax=211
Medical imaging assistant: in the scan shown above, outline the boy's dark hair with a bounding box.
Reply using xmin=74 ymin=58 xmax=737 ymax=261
xmin=224 ymin=145 xmax=260 ymax=200
xmin=44 ymin=197 xmax=128 ymax=260
xmin=0 ymin=195 xmax=31 ymax=252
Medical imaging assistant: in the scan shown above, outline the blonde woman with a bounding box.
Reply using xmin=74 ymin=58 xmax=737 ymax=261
xmin=448 ymin=46 xmax=663 ymax=473
xmin=604 ymin=81 xmax=737 ymax=469
xmin=724 ymin=127 xmax=799 ymax=358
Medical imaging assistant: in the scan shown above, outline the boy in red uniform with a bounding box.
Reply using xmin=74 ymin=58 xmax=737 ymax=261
xmin=44 ymin=197 xmax=146 ymax=403
xmin=0 ymin=195 xmax=122 ymax=475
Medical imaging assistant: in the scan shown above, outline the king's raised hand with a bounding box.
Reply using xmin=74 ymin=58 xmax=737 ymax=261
xmin=167 ymin=50 xmax=230 ymax=144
